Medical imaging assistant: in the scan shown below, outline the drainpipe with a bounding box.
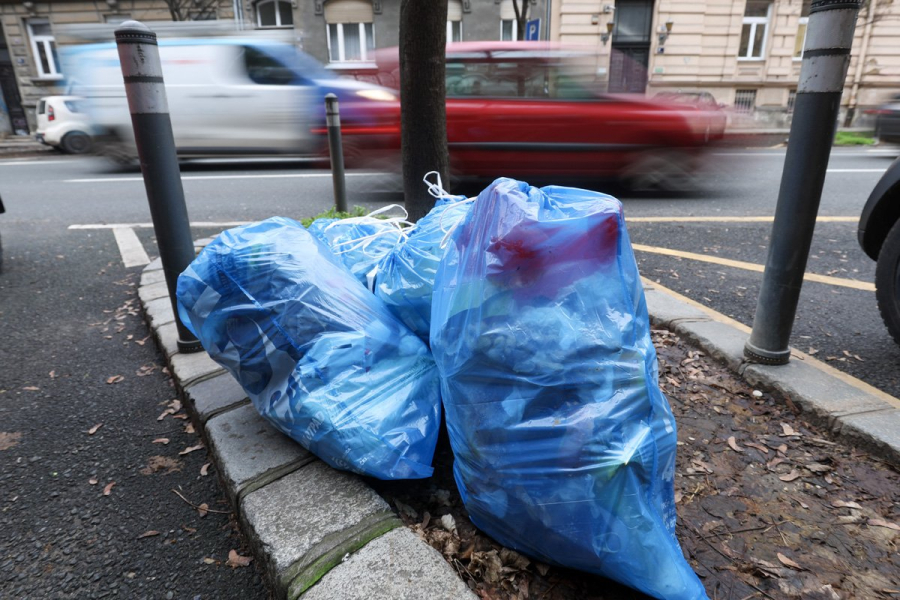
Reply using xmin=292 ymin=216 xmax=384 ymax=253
xmin=845 ymin=0 xmax=875 ymax=126
xmin=544 ymin=0 xmax=552 ymax=40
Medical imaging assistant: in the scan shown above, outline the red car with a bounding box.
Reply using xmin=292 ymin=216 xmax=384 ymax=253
xmin=356 ymin=42 xmax=714 ymax=191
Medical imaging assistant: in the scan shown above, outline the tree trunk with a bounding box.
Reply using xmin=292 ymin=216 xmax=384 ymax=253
xmin=513 ymin=0 xmax=529 ymax=40
xmin=400 ymin=0 xmax=449 ymax=222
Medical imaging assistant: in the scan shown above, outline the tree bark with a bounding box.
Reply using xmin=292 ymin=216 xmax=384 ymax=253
xmin=400 ymin=0 xmax=449 ymax=222
xmin=513 ymin=0 xmax=529 ymax=41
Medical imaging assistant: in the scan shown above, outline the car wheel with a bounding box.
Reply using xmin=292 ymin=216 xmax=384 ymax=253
xmin=623 ymin=151 xmax=696 ymax=193
xmin=875 ymin=219 xmax=900 ymax=345
xmin=61 ymin=131 xmax=92 ymax=154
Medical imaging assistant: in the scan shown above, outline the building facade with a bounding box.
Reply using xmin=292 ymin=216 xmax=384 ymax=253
xmin=551 ymin=0 xmax=900 ymax=126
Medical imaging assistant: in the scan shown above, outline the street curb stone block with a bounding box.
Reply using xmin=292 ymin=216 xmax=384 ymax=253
xmin=139 ymin=281 xmax=170 ymax=304
xmin=835 ymin=409 xmax=900 ymax=464
xmin=140 ymin=269 xmax=167 ymax=287
xmin=144 ymin=296 xmax=176 ymax=328
xmin=671 ymin=320 xmax=749 ymax=372
xmin=206 ymin=404 xmax=314 ymax=506
xmin=145 ymin=257 xmax=163 ymax=271
xmin=300 ymin=527 xmax=477 ymax=600
xmin=743 ymin=361 xmax=893 ymax=428
xmin=644 ymin=287 xmax=711 ymax=328
xmin=241 ymin=462 xmax=400 ymax=600
xmin=155 ymin=321 xmax=179 ymax=358
xmin=184 ymin=373 xmax=249 ymax=424
xmin=170 ymin=351 xmax=224 ymax=387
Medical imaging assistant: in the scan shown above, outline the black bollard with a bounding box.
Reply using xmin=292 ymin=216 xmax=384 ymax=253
xmin=744 ymin=0 xmax=862 ymax=365
xmin=115 ymin=21 xmax=202 ymax=353
xmin=325 ymin=93 xmax=349 ymax=213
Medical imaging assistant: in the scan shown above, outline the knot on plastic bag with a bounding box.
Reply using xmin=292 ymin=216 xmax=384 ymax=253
xmin=421 ymin=172 xmax=476 ymax=249
xmin=326 ymin=204 xmax=413 ymax=256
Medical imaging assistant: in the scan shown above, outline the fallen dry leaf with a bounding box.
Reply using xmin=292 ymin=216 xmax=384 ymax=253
xmin=137 ymin=530 xmax=160 ymax=539
xmin=157 ymin=409 xmax=175 ymax=421
xmin=781 ymin=423 xmax=796 ymax=436
xmin=88 ymin=477 xmax=98 ymax=485
xmin=87 ymin=423 xmax=103 ymax=435
xmin=832 ymin=500 xmax=863 ymax=510
xmin=152 ymin=438 xmax=170 ymax=445
xmin=226 ymin=549 xmax=252 ymax=568
xmin=22 ymin=386 xmax=39 ymax=391
xmin=106 ymin=375 xmax=124 ymax=385
xmin=49 ymin=370 xmax=57 ymax=378
xmin=727 ymin=436 xmax=744 ymax=453
xmin=777 ymin=552 xmax=804 ymax=570
xmin=779 ymin=470 xmax=801 ymax=482
xmin=198 ymin=503 xmax=209 ymax=518
xmin=869 ymin=518 xmax=900 ymax=531
xmin=200 ymin=463 xmax=211 ymax=477
xmin=103 ymin=482 xmax=116 ymax=496
xmin=140 ymin=455 xmax=182 ymax=475
xmin=182 ymin=525 xmax=197 ymax=534
xmin=179 ymin=443 xmax=204 ymax=456
xmin=184 ymin=423 xmax=195 ymax=435
xmin=807 ymin=463 xmax=832 ymax=473
xmin=744 ymin=442 xmax=769 ymax=454
xmin=0 ymin=432 xmax=22 ymax=451
xmin=202 ymin=557 xmax=216 ymax=565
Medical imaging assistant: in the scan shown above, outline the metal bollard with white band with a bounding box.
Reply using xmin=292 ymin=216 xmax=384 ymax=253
xmin=115 ymin=20 xmax=202 ymax=353
xmin=744 ymin=0 xmax=862 ymax=365
xmin=325 ymin=93 xmax=349 ymax=213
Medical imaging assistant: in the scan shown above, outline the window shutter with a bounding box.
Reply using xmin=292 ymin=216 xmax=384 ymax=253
xmin=324 ymin=0 xmax=374 ymax=23
xmin=448 ymin=0 xmax=462 ymax=21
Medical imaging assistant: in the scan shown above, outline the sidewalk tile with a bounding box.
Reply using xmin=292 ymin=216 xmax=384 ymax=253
xmin=184 ymin=372 xmax=249 ymax=424
xmin=241 ymin=462 xmax=400 ymax=600
xmin=206 ymin=403 xmax=314 ymax=505
xmin=300 ymin=527 xmax=476 ymax=600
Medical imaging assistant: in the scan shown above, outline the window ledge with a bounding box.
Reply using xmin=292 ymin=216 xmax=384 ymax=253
xmin=736 ymin=58 xmax=766 ymax=62
xmin=30 ymin=76 xmax=64 ymax=85
xmin=327 ymin=62 xmax=377 ymax=71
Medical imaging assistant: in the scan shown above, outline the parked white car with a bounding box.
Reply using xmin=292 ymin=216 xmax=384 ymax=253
xmin=35 ymin=96 xmax=93 ymax=154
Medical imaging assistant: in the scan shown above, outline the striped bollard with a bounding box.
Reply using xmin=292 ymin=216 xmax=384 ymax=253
xmin=115 ymin=21 xmax=202 ymax=353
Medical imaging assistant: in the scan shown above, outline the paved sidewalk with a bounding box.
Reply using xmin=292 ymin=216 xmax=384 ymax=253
xmin=137 ymin=245 xmax=900 ymax=600
xmin=0 ymin=135 xmax=56 ymax=157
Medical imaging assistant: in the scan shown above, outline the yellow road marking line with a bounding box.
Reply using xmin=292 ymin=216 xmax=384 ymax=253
xmin=627 ymin=216 xmax=857 ymax=223
xmin=632 ymin=244 xmax=875 ymax=292
xmin=643 ymin=277 xmax=900 ymax=411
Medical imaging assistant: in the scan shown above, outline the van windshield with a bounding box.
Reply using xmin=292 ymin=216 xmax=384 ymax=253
xmin=252 ymin=44 xmax=337 ymax=82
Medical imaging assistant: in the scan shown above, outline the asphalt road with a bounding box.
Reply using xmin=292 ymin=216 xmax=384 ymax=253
xmin=0 ymin=145 xmax=896 ymax=598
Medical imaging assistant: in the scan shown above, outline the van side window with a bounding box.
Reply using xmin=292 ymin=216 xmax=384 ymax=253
xmin=243 ymin=46 xmax=295 ymax=85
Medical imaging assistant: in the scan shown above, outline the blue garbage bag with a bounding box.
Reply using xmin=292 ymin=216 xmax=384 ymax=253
xmin=307 ymin=208 xmax=406 ymax=289
xmin=430 ymin=178 xmax=707 ymax=600
xmin=176 ymin=216 xmax=440 ymax=480
xmin=374 ymin=196 xmax=472 ymax=341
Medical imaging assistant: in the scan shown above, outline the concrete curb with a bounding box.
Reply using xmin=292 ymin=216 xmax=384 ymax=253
xmin=137 ymin=257 xmax=900 ymax=599
xmin=643 ymin=278 xmax=900 ymax=465
xmin=139 ymin=258 xmax=477 ymax=600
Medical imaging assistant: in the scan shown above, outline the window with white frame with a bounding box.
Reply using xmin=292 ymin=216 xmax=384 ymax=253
xmin=500 ymin=0 xmax=518 ymax=40
xmin=794 ymin=0 xmax=810 ymax=59
xmin=257 ymin=0 xmax=293 ymax=28
xmin=738 ymin=1 xmax=771 ymax=60
xmin=447 ymin=0 xmax=463 ymax=42
xmin=327 ymin=22 xmax=374 ymax=62
xmin=324 ymin=0 xmax=375 ymax=63
xmin=27 ymin=19 xmax=62 ymax=79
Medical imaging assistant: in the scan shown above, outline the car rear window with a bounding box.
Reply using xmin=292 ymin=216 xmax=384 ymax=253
xmin=38 ymin=99 xmax=46 ymax=115
xmin=64 ymin=100 xmax=83 ymax=113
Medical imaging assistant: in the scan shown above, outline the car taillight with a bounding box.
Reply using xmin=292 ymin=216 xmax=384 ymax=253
xmin=48 ymin=105 xmax=55 ymax=122
xmin=864 ymin=109 xmax=891 ymax=115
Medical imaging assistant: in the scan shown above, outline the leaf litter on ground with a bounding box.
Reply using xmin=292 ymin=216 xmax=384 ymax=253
xmin=369 ymin=326 xmax=900 ymax=600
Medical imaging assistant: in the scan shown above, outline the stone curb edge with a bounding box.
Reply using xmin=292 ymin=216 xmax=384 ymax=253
xmin=643 ymin=278 xmax=900 ymax=466
xmin=138 ymin=259 xmax=477 ymax=600
xmin=137 ymin=255 xmax=900 ymax=599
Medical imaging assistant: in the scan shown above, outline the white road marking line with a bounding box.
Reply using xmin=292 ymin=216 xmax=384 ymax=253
xmin=632 ymin=243 xmax=875 ymax=292
xmin=0 ymin=159 xmax=74 ymax=166
xmin=112 ymin=226 xmax=151 ymax=268
xmin=65 ymin=172 xmax=374 ymax=183
xmin=69 ymin=221 xmax=252 ymax=230
xmin=826 ymin=168 xmax=885 ymax=173
xmin=627 ymin=216 xmax=857 ymax=223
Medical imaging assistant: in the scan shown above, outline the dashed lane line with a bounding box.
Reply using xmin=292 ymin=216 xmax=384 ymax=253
xmin=632 ymin=243 xmax=875 ymax=292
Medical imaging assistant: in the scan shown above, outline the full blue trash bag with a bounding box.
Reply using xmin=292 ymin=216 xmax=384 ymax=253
xmin=374 ymin=196 xmax=472 ymax=341
xmin=430 ymin=179 xmax=707 ymax=600
xmin=176 ymin=216 xmax=440 ymax=480
xmin=307 ymin=208 xmax=406 ymax=289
